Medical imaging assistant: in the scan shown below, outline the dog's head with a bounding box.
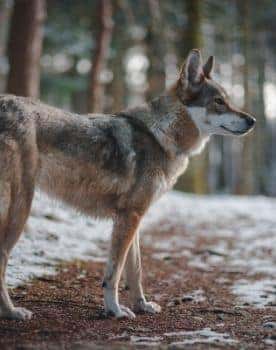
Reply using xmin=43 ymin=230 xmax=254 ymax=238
xmin=175 ymin=49 xmax=256 ymax=136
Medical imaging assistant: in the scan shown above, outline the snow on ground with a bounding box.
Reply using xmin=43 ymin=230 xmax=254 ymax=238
xmin=7 ymin=191 xmax=276 ymax=308
xmin=7 ymin=192 xmax=112 ymax=287
xmin=128 ymin=328 xmax=237 ymax=347
xmin=143 ymin=192 xmax=276 ymax=307
xmin=163 ymin=328 xmax=238 ymax=346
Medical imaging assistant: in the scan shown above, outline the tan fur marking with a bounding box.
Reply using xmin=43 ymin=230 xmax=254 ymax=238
xmin=174 ymin=108 xmax=201 ymax=152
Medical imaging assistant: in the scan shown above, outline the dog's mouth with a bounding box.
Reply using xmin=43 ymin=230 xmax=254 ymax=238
xmin=220 ymin=125 xmax=249 ymax=135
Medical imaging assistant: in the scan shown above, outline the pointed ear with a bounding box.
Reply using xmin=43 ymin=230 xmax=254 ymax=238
xmin=203 ymin=56 xmax=214 ymax=78
xmin=180 ymin=49 xmax=204 ymax=89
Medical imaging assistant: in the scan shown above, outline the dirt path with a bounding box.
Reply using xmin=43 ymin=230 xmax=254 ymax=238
xmin=1 ymin=192 xmax=276 ymax=349
xmin=1 ymin=233 xmax=275 ymax=349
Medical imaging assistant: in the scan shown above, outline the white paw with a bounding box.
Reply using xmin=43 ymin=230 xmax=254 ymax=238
xmin=1 ymin=307 xmax=33 ymax=320
xmin=106 ymin=304 xmax=136 ymax=319
xmin=118 ymin=305 xmax=136 ymax=319
xmin=134 ymin=300 xmax=161 ymax=314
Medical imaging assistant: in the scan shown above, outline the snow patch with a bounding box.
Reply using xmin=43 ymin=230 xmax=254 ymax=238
xmin=7 ymin=193 xmax=112 ymax=287
xmin=130 ymin=335 xmax=162 ymax=346
xmin=164 ymin=328 xmax=237 ymax=346
xmin=142 ymin=192 xmax=276 ymax=307
xmin=232 ymin=279 xmax=276 ymax=307
xmin=6 ymin=190 xmax=276 ymax=311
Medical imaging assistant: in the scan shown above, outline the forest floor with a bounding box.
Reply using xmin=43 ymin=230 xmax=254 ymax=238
xmin=0 ymin=192 xmax=275 ymax=349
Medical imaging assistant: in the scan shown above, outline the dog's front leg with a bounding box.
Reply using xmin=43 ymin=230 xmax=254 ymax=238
xmin=103 ymin=211 xmax=141 ymax=319
xmin=125 ymin=232 xmax=161 ymax=314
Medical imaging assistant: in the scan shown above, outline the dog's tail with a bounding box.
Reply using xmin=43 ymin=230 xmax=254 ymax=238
xmin=0 ymin=94 xmax=28 ymax=134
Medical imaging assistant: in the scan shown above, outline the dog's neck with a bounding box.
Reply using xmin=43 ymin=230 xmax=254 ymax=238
xmin=185 ymin=106 xmax=210 ymax=156
xmin=125 ymin=96 xmax=210 ymax=158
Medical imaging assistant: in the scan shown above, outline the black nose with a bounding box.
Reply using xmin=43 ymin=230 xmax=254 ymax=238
xmin=246 ymin=116 xmax=256 ymax=128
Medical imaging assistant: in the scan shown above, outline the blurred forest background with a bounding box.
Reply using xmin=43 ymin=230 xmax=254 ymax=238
xmin=0 ymin=0 xmax=275 ymax=195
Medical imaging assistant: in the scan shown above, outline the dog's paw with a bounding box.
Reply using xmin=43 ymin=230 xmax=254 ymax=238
xmin=134 ymin=300 xmax=161 ymax=314
xmin=0 ymin=307 xmax=33 ymax=320
xmin=106 ymin=304 xmax=136 ymax=319
xmin=117 ymin=305 xmax=136 ymax=319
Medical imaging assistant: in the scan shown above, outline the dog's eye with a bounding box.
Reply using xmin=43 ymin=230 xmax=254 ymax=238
xmin=214 ymin=97 xmax=225 ymax=105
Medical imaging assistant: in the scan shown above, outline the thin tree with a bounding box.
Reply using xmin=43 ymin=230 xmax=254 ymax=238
xmin=184 ymin=0 xmax=202 ymax=53
xmin=0 ymin=0 xmax=9 ymax=58
xmin=254 ymin=32 xmax=266 ymax=193
xmin=146 ymin=0 xmax=166 ymax=100
xmin=176 ymin=0 xmax=206 ymax=194
xmin=88 ymin=0 xmax=113 ymax=113
xmin=0 ymin=0 xmax=10 ymax=92
xmin=109 ymin=13 xmax=127 ymax=112
xmin=237 ymin=0 xmax=255 ymax=194
xmin=6 ymin=0 xmax=46 ymax=98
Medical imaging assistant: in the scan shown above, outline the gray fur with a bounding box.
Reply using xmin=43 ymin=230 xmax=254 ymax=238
xmin=0 ymin=49 xmax=255 ymax=320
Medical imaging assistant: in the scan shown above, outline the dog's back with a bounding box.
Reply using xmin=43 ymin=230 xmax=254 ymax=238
xmin=0 ymin=95 xmax=166 ymax=218
xmin=1 ymin=95 xmax=132 ymax=215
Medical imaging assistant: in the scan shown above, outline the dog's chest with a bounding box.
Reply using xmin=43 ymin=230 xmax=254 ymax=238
xmin=161 ymin=132 xmax=209 ymax=192
xmin=167 ymin=154 xmax=189 ymax=187
xmin=188 ymin=135 xmax=209 ymax=156
xmin=152 ymin=155 xmax=189 ymax=201
xmin=151 ymin=134 xmax=208 ymax=202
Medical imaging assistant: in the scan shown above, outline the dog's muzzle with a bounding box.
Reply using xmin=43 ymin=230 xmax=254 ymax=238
xmin=221 ymin=113 xmax=256 ymax=135
xmin=246 ymin=116 xmax=256 ymax=129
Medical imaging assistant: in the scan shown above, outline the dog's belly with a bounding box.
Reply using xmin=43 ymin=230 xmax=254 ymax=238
xmin=36 ymin=152 xmax=132 ymax=218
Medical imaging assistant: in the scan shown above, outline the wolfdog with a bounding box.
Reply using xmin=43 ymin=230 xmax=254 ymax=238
xmin=0 ymin=49 xmax=255 ymax=320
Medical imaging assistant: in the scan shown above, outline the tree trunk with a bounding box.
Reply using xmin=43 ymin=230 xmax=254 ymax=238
xmin=184 ymin=0 xmax=202 ymax=54
xmin=0 ymin=0 xmax=9 ymax=57
xmin=87 ymin=0 xmax=113 ymax=113
xmin=109 ymin=24 xmax=126 ymax=113
xmin=0 ymin=0 xmax=11 ymax=93
xmin=176 ymin=0 xmax=206 ymax=194
xmin=254 ymin=32 xmax=266 ymax=193
xmin=146 ymin=0 xmax=166 ymax=100
xmin=236 ymin=0 xmax=255 ymax=194
xmin=6 ymin=0 xmax=46 ymax=98
xmin=185 ymin=0 xmax=205 ymax=193
xmin=184 ymin=0 xmax=205 ymax=193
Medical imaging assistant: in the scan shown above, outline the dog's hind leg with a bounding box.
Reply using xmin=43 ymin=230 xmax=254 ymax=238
xmin=0 ymin=137 xmax=37 ymax=320
xmin=125 ymin=232 xmax=161 ymax=314
xmin=103 ymin=211 xmax=142 ymax=319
